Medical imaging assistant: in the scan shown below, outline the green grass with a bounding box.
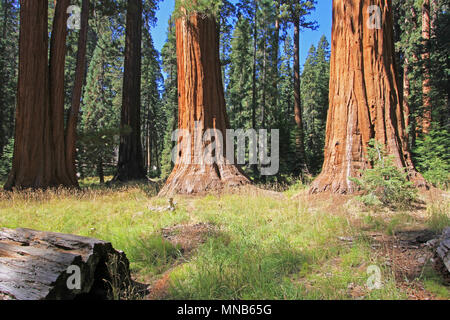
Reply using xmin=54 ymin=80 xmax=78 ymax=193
xmin=0 ymin=181 xmax=448 ymax=300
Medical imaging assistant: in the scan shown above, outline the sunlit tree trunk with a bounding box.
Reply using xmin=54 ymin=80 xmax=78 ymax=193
xmin=159 ymin=12 xmax=250 ymax=196
xmin=419 ymin=0 xmax=432 ymax=135
xmin=311 ymin=0 xmax=425 ymax=194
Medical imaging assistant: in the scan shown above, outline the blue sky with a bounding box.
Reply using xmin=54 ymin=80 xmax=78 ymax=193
xmin=150 ymin=0 xmax=332 ymax=69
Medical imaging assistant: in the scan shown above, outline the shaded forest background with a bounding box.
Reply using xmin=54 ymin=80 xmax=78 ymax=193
xmin=0 ymin=0 xmax=448 ymax=188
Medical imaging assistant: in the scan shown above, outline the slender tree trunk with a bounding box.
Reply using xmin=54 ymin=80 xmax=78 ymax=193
xmin=403 ymin=57 xmax=411 ymax=140
xmin=97 ymin=158 xmax=104 ymax=184
xmin=250 ymin=0 xmax=259 ymax=177
xmin=66 ymin=0 xmax=89 ymax=187
xmin=310 ymin=0 xmax=426 ymax=194
xmin=420 ymin=0 xmax=432 ymax=134
xmin=261 ymin=25 xmax=267 ymax=129
xmin=158 ymin=12 xmax=250 ymax=196
xmin=272 ymin=1 xmax=280 ymax=120
xmin=293 ymin=19 xmax=308 ymax=177
xmin=113 ymin=0 xmax=147 ymax=182
xmin=0 ymin=0 xmax=10 ymax=153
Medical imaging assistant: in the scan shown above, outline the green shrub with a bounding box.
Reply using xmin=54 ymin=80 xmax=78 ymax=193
xmin=352 ymin=139 xmax=417 ymax=208
xmin=0 ymin=138 xmax=14 ymax=180
xmin=414 ymin=127 xmax=450 ymax=189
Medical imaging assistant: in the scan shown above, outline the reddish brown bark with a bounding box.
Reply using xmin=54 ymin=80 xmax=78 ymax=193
xmin=66 ymin=0 xmax=89 ymax=186
xmin=113 ymin=0 xmax=147 ymax=182
xmin=49 ymin=0 xmax=71 ymax=185
xmin=5 ymin=0 xmax=78 ymax=190
xmin=158 ymin=13 xmax=250 ymax=196
xmin=420 ymin=0 xmax=432 ymax=135
xmin=310 ymin=0 xmax=425 ymax=194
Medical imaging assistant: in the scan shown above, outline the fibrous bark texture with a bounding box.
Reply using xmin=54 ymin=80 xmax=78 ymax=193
xmin=5 ymin=0 xmax=78 ymax=190
xmin=159 ymin=13 xmax=250 ymax=196
xmin=311 ymin=0 xmax=425 ymax=194
xmin=113 ymin=0 xmax=147 ymax=182
xmin=420 ymin=0 xmax=432 ymax=135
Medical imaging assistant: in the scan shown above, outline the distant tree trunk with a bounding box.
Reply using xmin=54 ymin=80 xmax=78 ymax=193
xmin=97 ymin=158 xmax=105 ymax=184
xmin=251 ymin=0 xmax=258 ymax=132
xmin=311 ymin=0 xmax=425 ymax=194
xmin=113 ymin=0 xmax=147 ymax=182
xmin=250 ymin=0 xmax=259 ymax=177
xmin=420 ymin=0 xmax=432 ymax=134
xmin=261 ymin=24 xmax=267 ymax=129
xmin=272 ymin=0 xmax=280 ymax=120
xmin=66 ymin=0 xmax=89 ymax=187
xmin=5 ymin=0 xmax=77 ymax=190
xmin=158 ymin=12 xmax=250 ymax=196
xmin=403 ymin=57 xmax=411 ymax=139
xmin=293 ymin=19 xmax=308 ymax=177
xmin=0 ymin=0 xmax=10 ymax=153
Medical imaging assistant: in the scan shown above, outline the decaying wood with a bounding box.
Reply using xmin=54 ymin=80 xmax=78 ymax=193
xmin=435 ymin=227 xmax=450 ymax=276
xmin=0 ymin=228 xmax=131 ymax=300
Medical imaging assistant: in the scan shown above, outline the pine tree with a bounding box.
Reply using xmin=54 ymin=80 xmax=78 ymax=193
xmin=302 ymin=35 xmax=330 ymax=174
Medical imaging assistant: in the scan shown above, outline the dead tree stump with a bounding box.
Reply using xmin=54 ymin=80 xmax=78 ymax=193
xmin=0 ymin=228 xmax=132 ymax=300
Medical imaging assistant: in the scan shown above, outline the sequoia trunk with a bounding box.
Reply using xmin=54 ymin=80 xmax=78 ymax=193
xmin=5 ymin=0 xmax=79 ymax=190
xmin=113 ymin=0 xmax=147 ymax=182
xmin=66 ymin=0 xmax=89 ymax=186
xmin=420 ymin=0 xmax=432 ymax=134
xmin=159 ymin=13 xmax=250 ymax=196
xmin=310 ymin=0 xmax=425 ymax=194
xmin=49 ymin=0 xmax=71 ymax=185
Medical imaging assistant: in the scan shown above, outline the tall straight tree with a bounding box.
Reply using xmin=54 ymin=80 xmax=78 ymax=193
xmin=159 ymin=1 xmax=250 ymax=196
xmin=310 ymin=0 xmax=425 ymax=194
xmin=49 ymin=0 xmax=71 ymax=185
xmin=420 ymin=0 xmax=432 ymax=134
xmin=5 ymin=0 xmax=78 ymax=190
xmin=66 ymin=0 xmax=90 ymax=186
xmin=114 ymin=0 xmax=147 ymax=181
xmin=280 ymin=0 xmax=317 ymax=177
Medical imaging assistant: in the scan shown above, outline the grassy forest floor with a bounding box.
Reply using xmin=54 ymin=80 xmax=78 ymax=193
xmin=0 ymin=178 xmax=449 ymax=300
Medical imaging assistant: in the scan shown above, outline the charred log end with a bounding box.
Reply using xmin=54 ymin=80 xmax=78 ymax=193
xmin=426 ymin=227 xmax=450 ymax=285
xmin=0 ymin=228 xmax=136 ymax=300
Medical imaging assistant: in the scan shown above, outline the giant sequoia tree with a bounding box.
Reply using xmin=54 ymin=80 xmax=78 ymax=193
xmin=159 ymin=2 xmax=250 ymax=196
xmin=114 ymin=0 xmax=147 ymax=181
xmin=310 ymin=0 xmax=425 ymax=194
xmin=5 ymin=0 xmax=79 ymax=190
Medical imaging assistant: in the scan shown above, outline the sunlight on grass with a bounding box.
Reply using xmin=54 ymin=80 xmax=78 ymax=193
xmin=0 ymin=181 xmax=448 ymax=300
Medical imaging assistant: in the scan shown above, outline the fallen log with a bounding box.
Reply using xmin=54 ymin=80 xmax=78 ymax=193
xmin=427 ymin=227 xmax=450 ymax=284
xmin=0 ymin=228 xmax=132 ymax=300
xmin=436 ymin=227 xmax=450 ymax=274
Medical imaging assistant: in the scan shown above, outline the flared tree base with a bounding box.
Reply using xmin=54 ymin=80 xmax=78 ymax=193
xmin=158 ymin=164 xmax=250 ymax=197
